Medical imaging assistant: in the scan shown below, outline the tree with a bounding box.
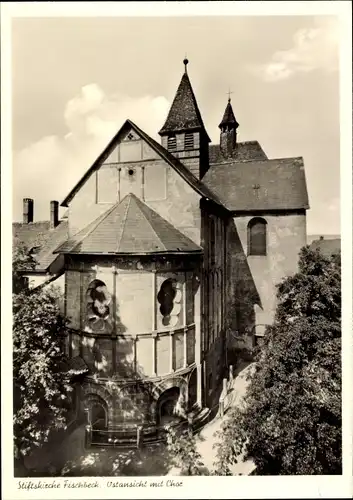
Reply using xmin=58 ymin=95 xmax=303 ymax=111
xmin=13 ymin=244 xmax=72 ymax=464
xmin=166 ymin=425 xmax=207 ymax=475
xmin=213 ymin=247 xmax=341 ymax=475
xmin=12 ymin=241 xmax=37 ymax=293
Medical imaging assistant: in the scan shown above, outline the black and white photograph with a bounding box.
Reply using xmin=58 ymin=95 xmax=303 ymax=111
xmin=1 ymin=1 xmax=352 ymax=498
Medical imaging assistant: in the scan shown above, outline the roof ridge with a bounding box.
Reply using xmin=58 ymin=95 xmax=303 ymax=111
xmin=130 ymin=195 xmax=167 ymax=250
xmin=115 ymin=195 xmax=133 ymax=251
xmin=209 ymin=156 xmax=304 ymax=168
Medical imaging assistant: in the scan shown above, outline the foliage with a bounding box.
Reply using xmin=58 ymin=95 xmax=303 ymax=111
xmin=166 ymin=425 xmax=207 ymax=475
xmin=13 ymin=244 xmax=72 ymax=461
xmin=213 ymin=247 xmax=341 ymax=475
xmin=12 ymin=242 xmax=37 ymax=293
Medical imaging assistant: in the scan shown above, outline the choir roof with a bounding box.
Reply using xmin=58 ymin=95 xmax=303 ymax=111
xmin=55 ymin=193 xmax=202 ymax=255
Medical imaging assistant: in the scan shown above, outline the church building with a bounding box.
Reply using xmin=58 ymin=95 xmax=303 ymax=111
xmin=14 ymin=59 xmax=309 ymax=446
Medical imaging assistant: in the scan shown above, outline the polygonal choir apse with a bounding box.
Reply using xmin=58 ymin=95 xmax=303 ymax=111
xmin=55 ymin=194 xmax=204 ymax=444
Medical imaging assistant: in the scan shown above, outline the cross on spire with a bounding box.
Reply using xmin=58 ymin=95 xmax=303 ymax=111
xmin=227 ymin=88 xmax=234 ymax=102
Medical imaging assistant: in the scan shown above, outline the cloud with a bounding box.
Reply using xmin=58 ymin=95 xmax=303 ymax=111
xmin=252 ymin=17 xmax=339 ymax=82
xmin=13 ymin=84 xmax=170 ymax=221
xmin=327 ymin=197 xmax=340 ymax=213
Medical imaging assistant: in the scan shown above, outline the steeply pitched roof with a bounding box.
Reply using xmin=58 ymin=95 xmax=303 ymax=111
xmin=13 ymin=220 xmax=68 ymax=272
xmin=209 ymin=141 xmax=268 ymax=164
xmin=203 ymin=157 xmax=309 ymax=212
xmin=158 ymin=71 xmax=211 ymax=141
xmin=55 ymin=193 xmax=202 ymax=255
xmin=309 ymin=237 xmax=341 ymax=257
xmin=219 ymin=100 xmax=239 ymax=129
xmin=61 ymin=119 xmax=221 ymax=208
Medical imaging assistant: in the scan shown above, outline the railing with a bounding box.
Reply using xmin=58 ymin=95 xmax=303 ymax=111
xmin=87 ymin=425 xmax=144 ymax=449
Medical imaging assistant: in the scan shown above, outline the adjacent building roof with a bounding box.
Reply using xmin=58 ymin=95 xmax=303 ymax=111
xmin=61 ymin=119 xmax=221 ymax=209
xmin=209 ymin=141 xmax=268 ymax=164
xmin=203 ymin=157 xmax=309 ymax=212
xmin=13 ymin=221 xmax=51 ymax=251
xmin=55 ymin=193 xmax=202 ymax=255
xmin=13 ymin=220 xmax=68 ymax=272
xmin=158 ymin=70 xmax=211 ymax=141
xmin=309 ymin=237 xmax=341 ymax=257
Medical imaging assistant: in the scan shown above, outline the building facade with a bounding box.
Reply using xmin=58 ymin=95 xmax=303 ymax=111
xmin=14 ymin=60 xmax=309 ymax=445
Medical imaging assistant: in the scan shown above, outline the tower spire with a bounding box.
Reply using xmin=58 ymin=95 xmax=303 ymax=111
xmin=159 ymin=60 xmax=210 ymax=179
xmin=159 ymin=59 xmax=209 ymax=140
xmin=219 ymin=96 xmax=239 ymax=157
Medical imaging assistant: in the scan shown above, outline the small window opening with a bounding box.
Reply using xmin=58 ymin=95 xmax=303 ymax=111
xmin=248 ymin=218 xmax=267 ymax=256
xmin=184 ymin=133 xmax=194 ymax=150
xmin=167 ymin=136 xmax=177 ymax=152
xmin=128 ymin=168 xmax=135 ymax=176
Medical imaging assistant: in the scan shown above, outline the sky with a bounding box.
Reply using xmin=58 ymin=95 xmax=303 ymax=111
xmin=11 ymin=15 xmax=340 ymax=235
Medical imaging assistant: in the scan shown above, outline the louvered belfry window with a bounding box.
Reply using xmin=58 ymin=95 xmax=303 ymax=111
xmin=248 ymin=217 xmax=267 ymax=256
xmin=184 ymin=132 xmax=194 ymax=150
xmin=167 ymin=135 xmax=177 ymax=151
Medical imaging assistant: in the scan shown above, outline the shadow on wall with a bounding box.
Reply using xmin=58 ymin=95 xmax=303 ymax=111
xmin=226 ymin=219 xmax=261 ymax=363
xmin=78 ymin=277 xmax=201 ymax=431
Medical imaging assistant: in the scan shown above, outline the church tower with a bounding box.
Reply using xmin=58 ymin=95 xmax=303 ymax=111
xmin=159 ymin=59 xmax=210 ymax=179
xmin=219 ymin=97 xmax=239 ymax=158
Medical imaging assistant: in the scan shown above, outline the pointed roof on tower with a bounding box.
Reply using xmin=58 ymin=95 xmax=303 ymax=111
xmin=54 ymin=193 xmax=202 ymax=255
xmin=159 ymin=59 xmax=210 ymax=141
xmin=219 ymin=98 xmax=239 ymax=130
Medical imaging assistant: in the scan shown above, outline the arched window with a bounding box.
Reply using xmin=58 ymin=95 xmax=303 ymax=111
xmin=91 ymin=403 xmax=107 ymax=430
xmin=157 ymin=278 xmax=182 ymax=328
xmin=85 ymin=394 xmax=108 ymax=429
xmin=248 ymin=218 xmax=267 ymax=256
xmin=85 ymin=279 xmax=113 ymax=334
